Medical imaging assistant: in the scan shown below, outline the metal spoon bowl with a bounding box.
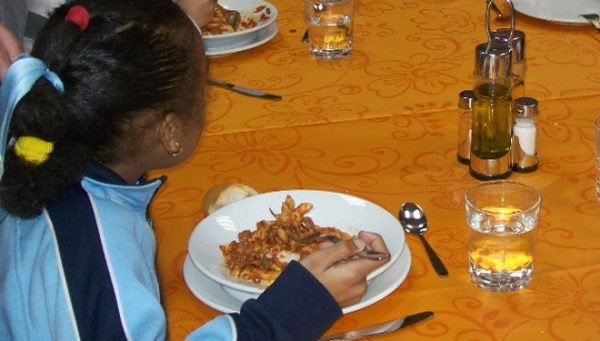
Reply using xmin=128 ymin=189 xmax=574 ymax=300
xmin=399 ymin=202 xmax=448 ymax=277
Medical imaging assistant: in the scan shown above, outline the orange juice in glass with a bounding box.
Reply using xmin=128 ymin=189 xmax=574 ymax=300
xmin=465 ymin=181 xmax=541 ymax=291
xmin=305 ymin=0 xmax=354 ymax=59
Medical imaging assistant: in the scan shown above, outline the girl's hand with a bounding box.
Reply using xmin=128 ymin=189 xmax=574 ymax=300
xmin=299 ymin=231 xmax=390 ymax=307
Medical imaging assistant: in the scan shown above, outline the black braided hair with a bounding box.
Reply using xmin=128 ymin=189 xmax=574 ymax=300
xmin=1 ymin=0 xmax=207 ymax=218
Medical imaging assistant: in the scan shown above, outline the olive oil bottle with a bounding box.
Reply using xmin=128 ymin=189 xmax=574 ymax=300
xmin=470 ymin=41 xmax=513 ymax=180
xmin=471 ymin=82 xmax=512 ymax=159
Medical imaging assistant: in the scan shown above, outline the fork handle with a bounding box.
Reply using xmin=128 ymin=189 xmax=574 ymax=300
xmin=357 ymin=249 xmax=390 ymax=261
xmin=319 ymin=235 xmax=389 ymax=261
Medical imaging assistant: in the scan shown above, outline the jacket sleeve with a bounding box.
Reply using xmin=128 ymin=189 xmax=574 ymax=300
xmin=187 ymin=261 xmax=342 ymax=341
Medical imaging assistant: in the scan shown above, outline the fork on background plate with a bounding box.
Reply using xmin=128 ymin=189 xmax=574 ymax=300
xmin=213 ymin=0 xmax=241 ymax=30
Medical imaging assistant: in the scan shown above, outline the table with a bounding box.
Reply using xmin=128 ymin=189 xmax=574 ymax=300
xmin=149 ymin=0 xmax=600 ymax=339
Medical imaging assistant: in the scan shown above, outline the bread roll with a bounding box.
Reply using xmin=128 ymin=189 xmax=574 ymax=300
xmin=202 ymin=183 xmax=259 ymax=215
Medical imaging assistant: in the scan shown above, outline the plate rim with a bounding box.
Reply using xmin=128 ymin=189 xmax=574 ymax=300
xmin=188 ymin=189 xmax=405 ymax=294
xmin=512 ymin=0 xmax=599 ymax=25
xmin=202 ymin=0 xmax=278 ymax=40
xmin=205 ymin=21 xmax=279 ymax=56
xmin=183 ymin=242 xmax=412 ymax=314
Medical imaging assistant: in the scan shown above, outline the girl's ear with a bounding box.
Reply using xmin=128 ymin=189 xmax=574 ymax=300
xmin=158 ymin=112 xmax=182 ymax=156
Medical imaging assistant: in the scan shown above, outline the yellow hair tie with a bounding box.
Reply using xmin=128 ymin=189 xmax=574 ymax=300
xmin=14 ymin=136 xmax=54 ymax=165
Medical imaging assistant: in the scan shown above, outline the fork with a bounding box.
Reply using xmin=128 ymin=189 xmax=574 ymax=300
xmin=581 ymin=14 xmax=600 ymax=31
xmin=283 ymin=219 xmax=390 ymax=261
xmin=214 ymin=0 xmax=241 ymax=30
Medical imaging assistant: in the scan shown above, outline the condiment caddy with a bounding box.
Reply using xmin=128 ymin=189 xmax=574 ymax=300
xmin=456 ymin=0 xmax=539 ymax=180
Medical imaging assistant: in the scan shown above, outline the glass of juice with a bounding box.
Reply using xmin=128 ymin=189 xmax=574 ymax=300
xmin=465 ymin=180 xmax=542 ymax=291
xmin=305 ymin=0 xmax=354 ymax=59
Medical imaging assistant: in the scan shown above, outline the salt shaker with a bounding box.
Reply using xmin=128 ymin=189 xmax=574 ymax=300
xmin=512 ymin=97 xmax=539 ymax=172
xmin=457 ymin=90 xmax=476 ymax=164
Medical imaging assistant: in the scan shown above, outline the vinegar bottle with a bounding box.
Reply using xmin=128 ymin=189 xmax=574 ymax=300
xmin=491 ymin=28 xmax=526 ymax=97
xmin=457 ymin=90 xmax=476 ymax=164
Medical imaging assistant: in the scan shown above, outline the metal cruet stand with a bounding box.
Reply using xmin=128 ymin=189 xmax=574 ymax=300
xmin=469 ymin=0 xmax=516 ymax=180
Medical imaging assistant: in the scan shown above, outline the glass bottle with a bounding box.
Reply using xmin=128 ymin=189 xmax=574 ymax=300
xmin=457 ymin=90 xmax=476 ymax=164
xmin=512 ymin=97 xmax=539 ymax=172
xmin=491 ymin=28 xmax=525 ymax=90
xmin=470 ymin=40 xmax=513 ymax=180
xmin=469 ymin=0 xmax=516 ymax=180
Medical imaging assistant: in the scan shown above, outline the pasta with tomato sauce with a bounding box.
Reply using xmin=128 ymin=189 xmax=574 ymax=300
xmin=219 ymin=195 xmax=352 ymax=285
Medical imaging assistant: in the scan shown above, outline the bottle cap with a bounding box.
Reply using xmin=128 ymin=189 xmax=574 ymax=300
xmin=474 ymin=41 xmax=512 ymax=80
xmin=513 ymin=97 xmax=539 ymax=118
xmin=458 ymin=90 xmax=476 ymax=110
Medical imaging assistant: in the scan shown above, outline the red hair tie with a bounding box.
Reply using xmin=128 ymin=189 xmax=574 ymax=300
xmin=65 ymin=5 xmax=90 ymax=31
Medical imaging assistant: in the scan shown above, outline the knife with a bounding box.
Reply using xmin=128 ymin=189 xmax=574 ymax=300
xmin=207 ymin=78 xmax=282 ymax=100
xmin=319 ymin=311 xmax=434 ymax=341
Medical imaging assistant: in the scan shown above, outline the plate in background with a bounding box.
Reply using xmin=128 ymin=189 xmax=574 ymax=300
xmin=206 ymin=22 xmax=278 ymax=56
xmin=202 ymin=0 xmax=277 ymax=54
xmin=512 ymin=0 xmax=600 ymax=25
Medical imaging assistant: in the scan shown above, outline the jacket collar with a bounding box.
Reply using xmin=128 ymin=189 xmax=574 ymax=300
xmin=82 ymin=163 xmax=166 ymax=211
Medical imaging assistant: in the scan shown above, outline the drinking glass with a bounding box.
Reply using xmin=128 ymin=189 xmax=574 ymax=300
xmin=465 ymin=180 xmax=542 ymax=291
xmin=305 ymin=0 xmax=355 ymax=59
xmin=595 ymin=116 xmax=600 ymax=200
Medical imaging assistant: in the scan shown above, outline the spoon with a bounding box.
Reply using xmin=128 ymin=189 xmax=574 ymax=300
xmin=399 ymin=202 xmax=449 ymax=277
xmin=214 ymin=0 xmax=241 ymax=30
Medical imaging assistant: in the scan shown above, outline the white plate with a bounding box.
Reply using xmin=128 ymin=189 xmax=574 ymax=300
xmin=188 ymin=190 xmax=405 ymax=296
xmin=206 ymin=21 xmax=278 ymax=56
xmin=512 ymin=0 xmax=600 ymax=25
xmin=183 ymin=243 xmax=411 ymax=314
xmin=202 ymin=0 xmax=277 ymax=55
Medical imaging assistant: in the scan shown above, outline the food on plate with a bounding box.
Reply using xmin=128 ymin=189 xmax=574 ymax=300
xmin=219 ymin=195 xmax=352 ymax=285
xmin=201 ymin=4 xmax=272 ymax=35
xmin=202 ymin=183 xmax=259 ymax=215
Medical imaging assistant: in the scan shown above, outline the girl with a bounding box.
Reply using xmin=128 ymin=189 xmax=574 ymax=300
xmin=0 ymin=0 xmax=390 ymax=340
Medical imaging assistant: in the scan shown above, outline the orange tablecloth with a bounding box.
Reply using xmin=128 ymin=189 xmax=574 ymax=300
xmin=149 ymin=0 xmax=600 ymax=339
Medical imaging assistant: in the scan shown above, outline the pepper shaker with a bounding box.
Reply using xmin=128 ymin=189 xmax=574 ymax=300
xmin=457 ymin=90 xmax=476 ymax=164
xmin=512 ymin=97 xmax=539 ymax=172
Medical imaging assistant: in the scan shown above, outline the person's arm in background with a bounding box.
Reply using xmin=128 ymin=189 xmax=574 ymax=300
xmin=0 ymin=24 xmax=23 ymax=81
xmin=6 ymin=0 xmax=213 ymax=55
xmin=177 ymin=0 xmax=215 ymax=29
xmin=0 ymin=0 xmax=28 ymax=41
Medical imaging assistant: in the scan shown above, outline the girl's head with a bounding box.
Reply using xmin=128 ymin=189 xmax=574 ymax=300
xmin=0 ymin=0 xmax=207 ymax=217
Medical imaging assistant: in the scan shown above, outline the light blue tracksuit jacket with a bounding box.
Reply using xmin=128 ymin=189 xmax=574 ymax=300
xmin=0 ymin=163 xmax=341 ymax=341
